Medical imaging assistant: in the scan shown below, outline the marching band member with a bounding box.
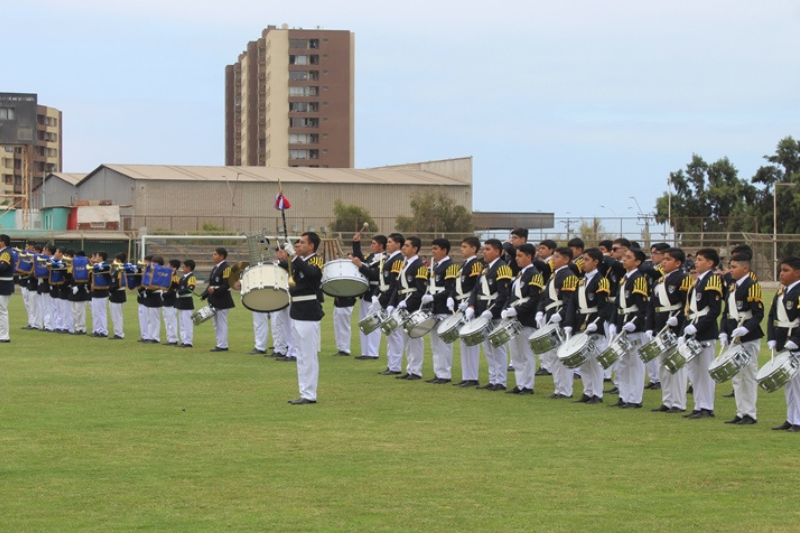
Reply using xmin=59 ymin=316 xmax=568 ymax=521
xmin=767 ymin=256 xmax=800 ymax=431
xmin=161 ymin=259 xmax=181 ymax=346
xmin=533 ymin=239 xmax=557 ymax=376
xmin=42 ymin=245 xmax=57 ymax=332
xmin=70 ymin=251 xmax=91 ymax=336
xmin=332 ymin=294 xmax=357 ymax=356
xmin=48 ymin=248 xmax=69 ymax=333
xmin=108 ymin=253 xmax=128 ymax=340
xmin=609 ymin=247 xmax=649 ymax=409
xmin=467 ymin=239 xmax=513 ymax=390
xmin=58 ymin=249 xmax=75 ymax=334
xmin=137 ymin=256 xmax=152 ymax=342
xmin=567 ymin=238 xmax=585 ymax=278
xmin=641 ymin=243 xmax=670 ymax=390
xmin=90 ymin=251 xmax=111 ymax=338
xmin=507 ymin=228 xmax=529 ymax=277
xmin=646 ymin=248 xmax=691 ymax=413
xmin=565 ymin=248 xmax=611 ymax=403
xmin=718 ymin=252 xmax=763 ymax=425
xmin=143 ymin=256 xmax=165 ymax=344
xmin=450 ymin=237 xmax=483 ymax=387
xmin=32 ymin=244 xmax=48 ymax=330
xmin=535 ymin=247 xmax=579 ymax=398
xmin=424 ymin=238 xmax=456 ymax=384
xmin=389 ymin=236 xmax=429 ymax=380
xmin=600 ymin=239 xmax=629 ymax=392
xmin=207 ymin=248 xmax=235 ymax=352
xmin=0 ymin=234 xmax=12 ymax=343
xmin=17 ymin=242 xmax=37 ymax=330
xmin=351 ymin=233 xmax=386 ymax=360
xmin=375 ymin=233 xmax=406 ymax=376
xmin=175 ymin=259 xmax=196 ymax=348
xmin=680 ymin=248 xmax=723 ymax=419
xmin=276 ymin=232 xmax=324 ymax=404
xmin=502 ymin=243 xmax=543 ymax=395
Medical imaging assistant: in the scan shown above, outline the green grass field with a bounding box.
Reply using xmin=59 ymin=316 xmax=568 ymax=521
xmin=2 ymin=291 xmax=799 ymax=532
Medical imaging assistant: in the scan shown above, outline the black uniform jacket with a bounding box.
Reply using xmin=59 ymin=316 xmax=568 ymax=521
xmin=468 ymin=258 xmax=513 ymax=320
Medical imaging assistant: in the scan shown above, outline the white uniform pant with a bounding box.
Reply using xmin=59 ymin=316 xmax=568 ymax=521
xmin=53 ymin=297 xmax=67 ymax=331
xmin=647 ymin=357 xmax=661 ymax=385
xmin=22 ymin=287 xmax=34 ymax=327
xmin=91 ymin=297 xmax=108 ymax=335
xmin=43 ymin=293 xmax=54 ymax=331
xmin=402 ymin=332 xmax=424 ymax=376
xmin=293 ymin=319 xmax=320 ymax=401
xmin=62 ymin=298 xmax=74 ymax=333
xmin=460 ymin=340 xmax=480 ymax=382
xmin=732 ymin=340 xmax=760 ymax=419
xmin=138 ymin=303 xmax=148 ymax=340
xmin=619 ymin=332 xmax=646 ymax=404
xmin=551 ymin=347 xmax=574 ymax=397
xmin=540 ymin=348 xmax=558 ymax=374
xmin=253 ymin=311 xmax=269 ymax=351
xmin=581 ymin=335 xmax=607 ymax=398
xmin=31 ymin=291 xmax=42 ymax=329
xmin=212 ymin=308 xmax=229 ymax=349
xmin=272 ymin=306 xmax=293 ymax=356
xmin=333 ymin=305 xmax=353 ymax=354
xmin=687 ymin=341 xmax=716 ymax=411
xmin=510 ymin=325 xmax=535 ymax=390
xmin=359 ymin=300 xmax=381 ymax=357
xmin=110 ymin=302 xmax=124 ymax=338
xmin=430 ymin=314 xmax=454 ymax=380
xmin=483 ymin=321 xmax=507 ymax=386
xmin=785 ymin=370 xmax=800 ymax=425
xmin=386 ymin=327 xmax=407 ymax=372
xmin=179 ymin=309 xmax=194 ymax=346
xmin=145 ymin=307 xmax=161 ymax=342
xmin=0 ymin=294 xmax=9 ymax=341
xmin=660 ymin=353 xmax=688 ymax=410
xmin=72 ymin=301 xmax=87 ymax=334
xmin=163 ymin=306 xmax=178 ymax=343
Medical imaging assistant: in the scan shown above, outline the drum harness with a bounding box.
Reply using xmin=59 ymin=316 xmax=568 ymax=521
xmin=397 ymin=257 xmax=420 ymax=304
xmin=290 ymin=256 xmax=320 ymax=303
xmin=509 ymin=269 xmax=529 ymax=309
xmin=577 ymin=276 xmax=601 ymax=332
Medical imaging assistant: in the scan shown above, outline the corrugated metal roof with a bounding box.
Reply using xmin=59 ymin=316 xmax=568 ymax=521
xmin=47 ymin=173 xmax=86 ymax=186
xmin=86 ymin=164 xmax=466 ymax=187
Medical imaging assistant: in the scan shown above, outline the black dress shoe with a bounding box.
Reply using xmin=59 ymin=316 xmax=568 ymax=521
xmin=146 ymin=339 xmax=159 ymax=344
xmin=355 ymin=355 xmax=379 ymax=360
xmin=406 ymin=374 xmax=422 ymax=381
xmin=333 ymin=351 xmax=351 ymax=356
xmin=396 ymin=373 xmax=411 ymax=380
xmin=0 ymin=339 xmax=9 ymax=343
xmin=687 ymin=409 xmax=714 ymax=419
xmin=788 ymin=425 xmax=800 ymax=432
xmin=137 ymin=338 xmax=149 ymax=343
xmin=773 ymin=421 xmax=792 ymax=431
xmin=476 ymin=383 xmax=496 ymax=390
xmin=271 ymin=352 xmax=287 ymax=358
xmin=683 ymin=410 xmax=701 ymax=418
xmin=425 ymin=377 xmax=439 ymax=383
xmin=518 ymin=388 xmax=534 ymax=395
xmin=548 ymin=393 xmax=569 ymax=399
xmin=276 ymin=355 xmax=297 ymax=362
xmin=573 ymin=394 xmax=592 ymax=403
xmin=210 ymin=347 xmax=229 ymax=352
xmin=535 ymin=368 xmax=552 ymax=376
xmin=587 ymin=396 xmax=603 ymax=404
xmin=177 ymin=344 xmax=193 ymax=348
xmin=21 ymin=325 xmax=35 ymax=330
xmin=505 ymin=386 xmax=523 ymax=394
xmin=492 ymin=384 xmax=507 ymax=391
xmin=163 ymin=342 xmax=178 ymax=346
xmin=736 ymin=415 xmax=757 ymax=425
xmin=667 ymin=407 xmax=686 ymax=413
xmin=433 ymin=378 xmax=451 ymax=384
xmin=649 ymin=382 xmax=661 ymax=390
xmin=722 ymin=391 xmax=735 ymax=398
xmin=724 ymin=416 xmax=743 ymax=424
xmin=605 ymin=386 xmax=619 ymax=394
xmin=110 ymin=335 xmax=124 ymax=340
xmin=620 ymin=402 xmax=642 ymax=409
xmin=459 ymin=380 xmax=480 ymax=388
xmin=608 ymin=398 xmax=625 ymax=407
xmin=651 ymin=404 xmax=670 ymax=412
xmin=687 ymin=385 xmax=693 ymax=395
xmin=287 ymin=398 xmax=316 ymax=405
xmin=247 ymin=349 xmax=267 ymax=355
xmin=379 ymin=369 xmax=401 ymax=375
xmin=508 ymin=365 xmax=515 ymax=372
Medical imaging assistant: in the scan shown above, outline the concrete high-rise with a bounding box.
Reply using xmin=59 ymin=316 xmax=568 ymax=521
xmin=225 ymin=25 xmax=354 ymax=168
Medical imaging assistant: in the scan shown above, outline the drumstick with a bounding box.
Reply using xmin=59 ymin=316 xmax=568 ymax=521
xmin=354 ymin=221 xmax=369 ymax=240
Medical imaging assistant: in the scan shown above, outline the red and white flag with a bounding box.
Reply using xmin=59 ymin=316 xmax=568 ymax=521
xmin=274 ymin=190 xmax=291 ymax=210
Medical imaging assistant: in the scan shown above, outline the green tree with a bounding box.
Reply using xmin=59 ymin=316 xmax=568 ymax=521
xmin=395 ymin=190 xmax=473 ymax=233
xmin=751 ymin=136 xmax=800 ymax=235
xmin=329 ymin=200 xmax=378 ymax=233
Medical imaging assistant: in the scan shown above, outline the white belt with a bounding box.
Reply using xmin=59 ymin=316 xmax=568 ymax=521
xmin=621 ymin=305 xmax=639 ymax=315
xmin=687 ymin=307 xmax=709 ymax=321
xmin=607 ymin=297 xmax=616 ymax=303
xmin=456 ymin=293 xmax=470 ymax=301
xmin=545 ymin=301 xmax=561 ymax=311
xmin=510 ymin=297 xmax=530 ymax=308
xmin=427 ymin=287 xmax=445 ymax=294
xmin=775 ymin=319 xmax=800 ymax=329
xmin=115 ymin=288 xmax=126 ymax=292
xmin=0 ymin=277 xmax=13 ymax=281
xmin=732 ymin=311 xmax=753 ymax=321
xmin=178 ymin=293 xmax=192 ymax=298
xmin=399 ymin=288 xmax=417 ymax=295
xmin=656 ymin=303 xmax=681 ymax=313
xmin=291 ymin=294 xmax=318 ymax=303
xmin=369 ymin=281 xmax=379 ymax=286
xmin=579 ymin=307 xmax=598 ymax=314
xmin=478 ymin=294 xmax=496 ymax=301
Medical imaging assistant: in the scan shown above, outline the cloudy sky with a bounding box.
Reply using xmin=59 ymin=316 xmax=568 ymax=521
xmin=5 ymin=1 xmax=799 ymax=218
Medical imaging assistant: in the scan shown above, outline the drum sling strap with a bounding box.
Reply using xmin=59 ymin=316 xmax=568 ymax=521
xmin=686 ymin=286 xmax=709 ymax=324
xmin=477 ymin=270 xmax=497 ymax=303
xmin=726 ymin=289 xmax=753 ymax=323
xmin=544 ymin=277 xmax=562 ymax=312
xmin=775 ymin=292 xmax=800 ymax=336
xmin=655 ymin=280 xmax=682 ymax=313
xmin=398 ymin=259 xmax=417 ymax=300
xmin=510 ymin=270 xmax=529 ymax=308
xmin=427 ymin=261 xmax=445 ymax=295
xmin=455 ymin=260 xmax=472 ymax=301
xmin=618 ymin=281 xmax=638 ymax=320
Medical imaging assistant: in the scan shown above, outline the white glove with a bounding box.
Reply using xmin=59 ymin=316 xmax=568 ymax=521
xmin=387 ymin=306 xmax=395 ymax=315
xmin=549 ymin=313 xmax=562 ymax=324
xmin=667 ymin=316 xmax=679 ymax=327
xmin=481 ymin=310 xmax=493 ymax=320
xmin=72 ymin=286 xmax=79 ymax=295
xmin=645 ymin=330 xmax=653 ymax=341
xmin=446 ymin=297 xmax=455 ymax=311
xmin=768 ymin=340 xmax=777 ymax=351
xmin=464 ymin=307 xmax=475 ymax=320
xmin=283 ymin=242 xmax=295 ymax=256
xmin=458 ymin=301 xmax=469 ymax=311
xmin=786 ymin=341 xmax=799 ymax=351
xmin=535 ymin=312 xmax=544 ymax=328
xmin=684 ymin=324 xmax=697 ymax=336
xmin=563 ymin=326 xmax=573 ymax=336
xmin=504 ymin=307 xmax=517 ymax=318
xmin=421 ymin=294 xmax=434 ymax=305
xmin=622 ymin=321 xmax=636 ymax=333
xmin=585 ymin=323 xmax=598 ymax=334
xmin=731 ymin=327 xmax=749 ymax=338
xmin=607 ymin=324 xmax=617 ymax=338
xmin=500 ymin=309 xmax=509 ymax=319
xmin=718 ymin=333 xmax=729 ymax=348
xmin=397 ymin=300 xmax=407 ymax=309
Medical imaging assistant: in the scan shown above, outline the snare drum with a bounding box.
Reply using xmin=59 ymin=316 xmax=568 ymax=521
xmin=459 ymin=317 xmax=493 ymax=347
xmin=597 ymin=332 xmax=632 ymax=369
xmin=403 ymin=309 xmax=438 ymax=338
xmin=528 ymin=323 xmax=563 ymax=355
xmin=380 ymin=308 xmax=409 ymax=335
xmin=358 ymin=308 xmax=385 ymax=335
xmin=488 ymin=318 xmax=523 ymax=348
xmin=639 ymin=329 xmax=678 ymax=363
xmin=321 ymin=259 xmax=369 ymax=298
xmin=192 ymin=305 xmax=216 ymax=326
xmin=757 ymin=350 xmax=800 ymax=393
xmin=557 ymin=332 xmax=599 ymax=369
xmin=708 ymin=344 xmax=751 ymax=383
xmin=240 ymin=263 xmax=291 ymax=312
xmin=437 ymin=312 xmax=467 ymax=344
xmin=662 ymin=337 xmax=704 ymax=374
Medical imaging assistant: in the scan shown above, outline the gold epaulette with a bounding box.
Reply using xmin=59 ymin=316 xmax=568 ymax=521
xmin=705 ymin=274 xmax=723 ymax=295
xmin=596 ymin=277 xmax=611 ymax=294
xmin=747 ymin=283 xmax=763 ymax=304
xmin=0 ymin=251 xmax=10 ymax=264
xmin=309 ymin=256 xmax=324 ymax=269
xmin=222 ymin=266 xmax=231 ymax=279
xmin=529 ymin=273 xmax=544 ymax=289
xmin=445 ymin=263 xmax=459 ymax=280
xmin=390 ymin=259 xmax=403 ymax=274
xmin=633 ymin=276 xmax=649 ymax=297
xmin=187 ymin=274 xmax=196 ymax=287
xmin=496 ymin=264 xmax=513 ymax=281
xmin=470 ymin=262 xmax=483 ymax=277
xmin=574 ymin=257 xmax=584 ymax=274
xmin=561 ymin=274 xmax=579 ymax=292
xmin=749 ymin=271 xmax=758 ymax=282
xmin=680 ymin=276 xmax=694 ymax=292
xmin=416 ymin=265 xmax=429 ymax=280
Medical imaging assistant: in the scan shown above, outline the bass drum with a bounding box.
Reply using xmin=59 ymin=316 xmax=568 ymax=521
xmin=240 ymin=263 xmax=291 ymax=312
xmin=321 ymin=259 xmax=369 ymax=298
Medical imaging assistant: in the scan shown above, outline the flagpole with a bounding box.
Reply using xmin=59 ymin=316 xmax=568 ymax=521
xmin=276 ymin=178 xmax=295 ymax=287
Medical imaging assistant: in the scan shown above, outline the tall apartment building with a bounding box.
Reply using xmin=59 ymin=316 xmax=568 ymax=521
xmin=225 ymin=25 xmax=354 ymax=168
xmin=1 ymin=102 xmax=62 ymax=198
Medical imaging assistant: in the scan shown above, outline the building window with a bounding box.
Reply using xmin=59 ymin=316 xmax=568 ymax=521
xmin=289 ymin=70 xmax=319 ymax=81
xmin=289 ymin=55 xmax=308 ymax=65
xmin=289 ymin=102 xmax=319 ymax=112
xmin=310 ymin=39 xmax=319 ymax=48
xmin=323 ymin=86 xmax=328 ymax=91
xmin=288 ymin=86 xmax=319 ymax=97
xmin=0 ymin=107 xmax=16 ymax=120
xmin=290 ymin=149 xmax=309 ymax=159
xmin=289 ymin=39 xmax=308 ymax=49
xmin=289 ymin=118 xmax=319 ymax=128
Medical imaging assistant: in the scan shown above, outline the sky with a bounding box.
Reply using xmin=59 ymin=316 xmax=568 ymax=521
xmin=4 ymin=1 xmax=799 ymax=219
